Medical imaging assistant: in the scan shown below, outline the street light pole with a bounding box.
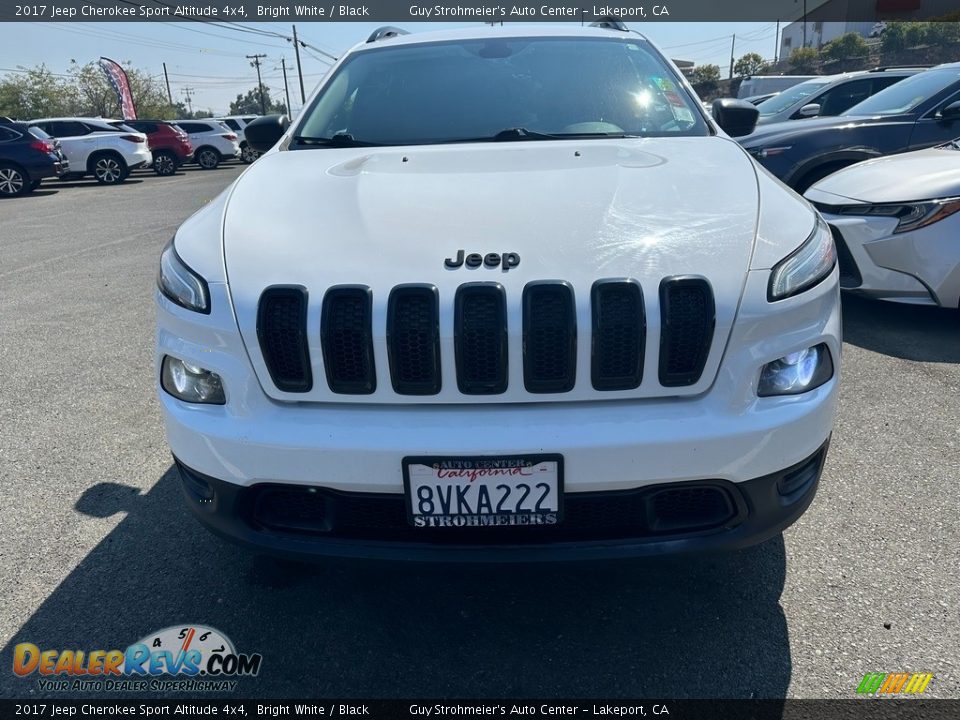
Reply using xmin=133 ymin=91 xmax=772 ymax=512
xmin=292 ymin=25 xmax=306 ymax=104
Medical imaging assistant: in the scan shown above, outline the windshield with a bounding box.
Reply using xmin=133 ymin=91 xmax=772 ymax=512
xmin=755 ymin=79 xmax=831 ymax=116
xmin=295 ymin=37 xmax=708 ymax=146
xmin=843 ymin=68 xmax=960 ymax=116
xmin=27 ymin=126 xmax=51 ymax=140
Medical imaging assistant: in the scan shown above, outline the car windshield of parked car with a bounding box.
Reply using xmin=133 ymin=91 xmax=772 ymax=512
xmin=755 ymin=78 xmax=832 ymax=116
xmin=27 ymin=126 xmax=51 ymax=140
xmin=842 ymin=67 xmax=960 ymax=116
xmin=295 ymin=37 xmax=709 ymax=145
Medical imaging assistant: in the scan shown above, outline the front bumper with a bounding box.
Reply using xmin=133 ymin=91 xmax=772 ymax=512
xmin=174 ymin=441 xmax=828 ymax=561
xmin=815 ymin=210 xmax=960 ymax=309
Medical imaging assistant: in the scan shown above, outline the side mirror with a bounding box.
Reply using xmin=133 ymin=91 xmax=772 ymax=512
xmin=244 ymin=114 xmax=290 ymax=153
xmin=938 ymin=101 xmax=960 ymax=122
xmin=711 ymin=98 xmax=760 ymax=137
xmin=798 ymin=103 xmax=821 ymax=118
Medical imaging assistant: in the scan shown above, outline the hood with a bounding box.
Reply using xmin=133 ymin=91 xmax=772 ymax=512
xmin=222 ymin=137 xmax=762 ymax=403
xmin=741 ymin=114 xmax=888 ymax=147
xmin=807 ymin=145 xmax=960 ymax=203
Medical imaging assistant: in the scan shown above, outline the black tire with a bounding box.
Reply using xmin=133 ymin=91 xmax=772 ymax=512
xmin=196 ymin=147 xmax=220 ymax=170
xmin=90 ymin=153 xmax=129 ymax=185
xmin=153 ymin=151 xmax=178 ymax=176
xmin=0 ymin=163 xmax=29 ymax=197
xmin=240 ymin=142 xmax=259 ymax=164
xmin=794 ymin=161 xmax=855 ymax=193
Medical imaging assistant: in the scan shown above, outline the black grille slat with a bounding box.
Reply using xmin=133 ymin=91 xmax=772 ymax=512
xmin=256 ymin=286 xmax=312 ymax=393
xmin=523 ymin=282 xmax=577 ymax=393
xmin=321 ymin=286 xmax=376 ymax=394
xmin=658 ymin=277 xmax=715 ymax=387
xmin=455 ymin=283 xmax=508 ymax=395
xmin=387 ymin=285 xmax=441 ymax=395
xmin=592 ymin=280 xmax=644 ymax=391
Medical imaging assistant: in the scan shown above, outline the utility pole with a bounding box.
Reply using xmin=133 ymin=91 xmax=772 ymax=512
xmin=247 ymin=53 xmax=268 ymax=114
xmin=729 ymin=34 xmax=736 ymax=80
xmin=281 ymin=58 xmax=292 ymax=116
xmin=162 ymin=62 xmax=173 ymax=105
xmin=774 ymin=21 xmax=780 ymax=63
xmin=292 ymin=25 xmax=306 ymax=104
xmin=182 ymin=86 xmax=194 ymax=116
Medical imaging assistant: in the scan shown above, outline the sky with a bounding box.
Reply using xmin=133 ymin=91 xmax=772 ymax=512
xmin=0 ymin=21 xmax=786 ymax=115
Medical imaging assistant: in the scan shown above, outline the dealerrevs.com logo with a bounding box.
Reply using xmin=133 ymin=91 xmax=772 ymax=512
xmin=12 ymin=625 xmax=262 ymax=692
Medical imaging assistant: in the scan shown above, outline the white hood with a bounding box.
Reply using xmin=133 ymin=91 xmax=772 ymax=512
xmin=221 ymin=137 xmax=762 ymax=403
xmin=807 ymin=145 xmax=960 ymax=204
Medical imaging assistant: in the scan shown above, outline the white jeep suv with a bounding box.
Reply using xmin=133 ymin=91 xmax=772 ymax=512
xmin=28 ymin=117 xmax=151 ymax=184
xmin=157 ymin=25 xmax=840 ymax=561
xmin=215 ymin=116 xmax=260 ymax=163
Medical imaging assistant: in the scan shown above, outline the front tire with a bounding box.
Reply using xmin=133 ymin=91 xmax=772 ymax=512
xmin=240 ymin=142 xmax=259 ymax=164
xmin=0 ymin=163 xmax=28 ymax=197
xmin=153 ymin=151 xmax=178 ymax=176
xmin=196 ymin=148 xmax=220 ymax=170
xmin=91 ymin=153 xmax=129 ymax=185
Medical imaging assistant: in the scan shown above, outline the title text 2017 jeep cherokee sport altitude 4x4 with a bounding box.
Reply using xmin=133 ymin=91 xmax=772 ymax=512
xmin=157 ymin=24 xmax=840 ymax=561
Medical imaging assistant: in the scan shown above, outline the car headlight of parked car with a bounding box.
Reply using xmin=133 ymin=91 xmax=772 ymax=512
xmin=758 ymin=344 xmax=834 ymax=397
xmin=768 ymin=216 xmax=836 ymax=301
xmin=835 ymin=197 xmax=960 ymax=234
xmin=158 ymin=238 xmax=210 ymax=314
xmin=161 ymin=356 xmax=226 ymax=405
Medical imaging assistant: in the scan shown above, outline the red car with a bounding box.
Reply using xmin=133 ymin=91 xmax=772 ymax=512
xmin=116 ymin=120 xmax=194 ymax=176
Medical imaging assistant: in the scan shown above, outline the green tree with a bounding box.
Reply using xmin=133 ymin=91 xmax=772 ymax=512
xmin=789 ymin=47 xmax=820 ymax=74
xmin=821 ymin=32 xmax=870 ymax=62
xmin=0 ymin=65 xmax=77 ymax=119
xmin=903 ymin=22 xmax=929 ymax=48
xmin=689 ymin=64 xmax=721 ymax=98
xmin=925 ymin=22 xmax=960 ymax=46
xmin=67 ymin=61 xmax=174 ymax=119
xmin=880 ymin=22 xmax=908 ymax=52
xmin=228 ymin=86 xmax=286 ymax=115
xmin=733 ymin=52 xmax=769 ymax=78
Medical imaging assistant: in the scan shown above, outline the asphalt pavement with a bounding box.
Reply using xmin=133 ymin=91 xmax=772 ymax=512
xmin=0 ymin=165 xmax=957 ymax=699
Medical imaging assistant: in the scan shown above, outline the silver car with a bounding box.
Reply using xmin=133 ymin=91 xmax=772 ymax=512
xmin=806 ymin=140 xmax=960 ymax=309
xmin=754 ymin=69 xmax=920 ymax=126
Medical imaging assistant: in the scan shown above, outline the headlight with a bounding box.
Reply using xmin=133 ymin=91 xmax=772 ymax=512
xmin=161 ymin=356 xmax=225 ymax=404
xmin=768 ymin=216 xmax=836 ymax=301
xmin=758 ymin=344 xmax=833 ymax=397
xmin=158 ymin=238 xmax=209 ymax=313
xmin=836 ymin=197 xmax=960 ymax=234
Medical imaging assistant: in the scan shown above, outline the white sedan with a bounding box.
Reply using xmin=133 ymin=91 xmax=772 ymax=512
xmin=806 ymin=140 xmax=960 ymax=309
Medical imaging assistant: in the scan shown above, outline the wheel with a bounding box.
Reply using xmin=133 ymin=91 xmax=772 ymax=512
xmin=196 ymin=148 xmax=220 ymax=170
xmin=91 ymin=154 xmax=129 ymax=185
xmin=153 ymin=151 xmax=178 ymax=176
xmin=794 ymin=161 xmax=855 ymax=193
xmin=240 ymin=142 xmax=259 ymax=164
xmin=0 ymin=163 xmax=28 ymax=197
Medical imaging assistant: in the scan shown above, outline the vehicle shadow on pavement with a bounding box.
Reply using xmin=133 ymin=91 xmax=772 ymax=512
xmin=1 ymin=467 xmax=791 ymax=701
xmin=841 ymin=294 xmax=960 ymax=363
xmin=49 ymin=179 xmax=146 ymax=190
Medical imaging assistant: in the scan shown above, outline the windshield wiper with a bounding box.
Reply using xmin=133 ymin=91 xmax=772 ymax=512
xmin=292 ymin=133 xmax=383 ymax=147
xmin=440 ymin=127 xmax=639 ymax=143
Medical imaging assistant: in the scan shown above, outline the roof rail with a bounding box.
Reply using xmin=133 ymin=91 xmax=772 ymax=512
xmin=590 ymin=17 xmax=629 ymax=32
xmin=367 ymin=26 xmax=409 ymax=43
xmin=869 ymin=64 xmax=932 ymax=72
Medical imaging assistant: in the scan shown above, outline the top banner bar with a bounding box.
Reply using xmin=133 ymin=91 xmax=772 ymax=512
xmin=2 ymin=0 xmax=958 ymax=23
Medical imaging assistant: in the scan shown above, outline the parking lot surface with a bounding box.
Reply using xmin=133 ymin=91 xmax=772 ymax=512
xmin=0 ymin=167 xmax=958 ymax=699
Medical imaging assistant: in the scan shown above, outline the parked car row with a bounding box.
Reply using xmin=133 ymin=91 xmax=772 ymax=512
xmin=0 ymin=115 xmax=255 ymax=197
xmin=718 ymin=62 xmax=960 ymax=310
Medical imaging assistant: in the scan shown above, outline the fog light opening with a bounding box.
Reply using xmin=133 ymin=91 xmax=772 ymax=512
xmin=758 ymin=344 xmax=833 ymax=397
xmin=161 ymin=356 xmax=226 ymax=404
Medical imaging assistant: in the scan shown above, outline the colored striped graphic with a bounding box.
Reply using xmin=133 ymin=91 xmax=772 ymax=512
xmin=857 ymin=672 xmax=933 ymax=694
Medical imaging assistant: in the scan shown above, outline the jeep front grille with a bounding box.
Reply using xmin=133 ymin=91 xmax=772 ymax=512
xmin=320 ymin=286 xmax=376 ymax=394
xmin=658 ymin=277 xmax=716 ymax=387
xmin=256 ymin=277 xmax=715 ymax=397
xmin=256 ymin=286 xmax=312 ymax=393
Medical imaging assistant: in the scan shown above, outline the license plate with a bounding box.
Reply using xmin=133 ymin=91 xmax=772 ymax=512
xmin=403 ymin=455 xmax=563 ymax=529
